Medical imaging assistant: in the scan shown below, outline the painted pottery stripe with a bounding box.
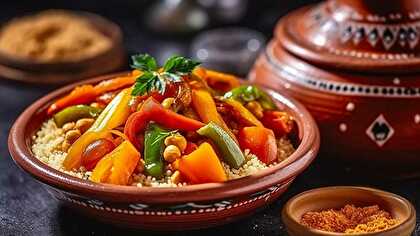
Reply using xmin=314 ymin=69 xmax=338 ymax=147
xmin=265 ymin=42 xmax=420 ymax=98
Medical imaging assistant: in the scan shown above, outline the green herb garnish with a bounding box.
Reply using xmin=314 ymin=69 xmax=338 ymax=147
xmin=131 ymin=54 xmax=200 ymax=96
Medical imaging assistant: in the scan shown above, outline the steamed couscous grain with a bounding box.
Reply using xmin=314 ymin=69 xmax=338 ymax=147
xmin=32 ymin=119 xmax=295 ymax=187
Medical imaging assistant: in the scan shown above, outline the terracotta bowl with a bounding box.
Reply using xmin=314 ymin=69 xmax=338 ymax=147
xmin=0 ymin=10 xmax=125 ymax=84
xmin=8 ymin=72 xmax=320 ymax=230
xmin=282 ymin=186 xmax=416 ymax=236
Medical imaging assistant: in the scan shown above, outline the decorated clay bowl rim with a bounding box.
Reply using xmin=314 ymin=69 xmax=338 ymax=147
xmin=0 ymin=10 xmax=123 ymax=70
xmin=282 ymin=186 xmax=416 ymax=236
xmin=8 ymin=72 xmax=320 ymax=204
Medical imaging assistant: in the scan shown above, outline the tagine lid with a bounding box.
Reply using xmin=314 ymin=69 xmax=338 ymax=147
xmin=275 ymin=0 xmax=420 ymax=73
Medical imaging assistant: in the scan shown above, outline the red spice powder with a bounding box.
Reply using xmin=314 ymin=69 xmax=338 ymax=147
xmin=300 ymin=204 xmax=397 ymax=233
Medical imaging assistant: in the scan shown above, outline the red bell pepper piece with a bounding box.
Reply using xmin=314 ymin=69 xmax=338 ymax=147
xmin=124 ymin=97 xmax=204 ymax=150
xmin=261 ymin=111 xmax=294 ymax=136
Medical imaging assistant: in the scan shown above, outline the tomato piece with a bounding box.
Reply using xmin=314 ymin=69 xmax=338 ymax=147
xmin=261 ymin=111 xmax=294 ymax=136
xmin=238 ymin=126 xmax=278 ymax=164
xmin=184 ymin=142 xmax=198 ymax=155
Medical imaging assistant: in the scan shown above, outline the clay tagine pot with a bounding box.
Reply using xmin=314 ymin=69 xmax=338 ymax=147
xmin=251 ymin=0 xmax=420 ymax=177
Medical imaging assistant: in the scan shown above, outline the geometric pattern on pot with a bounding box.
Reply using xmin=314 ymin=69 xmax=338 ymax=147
xmin=47 ymin=183 xmax=285 ymax=216
xmin=265 ymin=43 xmax=420 ymax=98
xmin=366 ymin=114 xmax=395 ymax=147
xmin=340 ymin=22 xmax=420 ymax=50
xmin=309 ymin=4 xmax=420 ymax=51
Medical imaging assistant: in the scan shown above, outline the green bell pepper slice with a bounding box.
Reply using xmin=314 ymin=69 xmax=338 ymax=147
xmin=223 ymin=85 xmax=276 ymax=110
xmin=197 ymin=122 xmax=245 ymax=168
xmin=53 ymin=105 xmax=102 ymax=127
xmin=144 ymin=123 xmax=174 ymax=178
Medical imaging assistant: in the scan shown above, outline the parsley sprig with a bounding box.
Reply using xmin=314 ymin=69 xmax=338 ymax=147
xmin=131 ymin=54 xmax=200 ymax=96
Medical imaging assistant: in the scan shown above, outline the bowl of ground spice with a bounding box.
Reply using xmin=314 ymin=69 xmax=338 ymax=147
xmin=0 ymin=10 xmax=124 ymax=84
xmin=282 ymin=186 xmax=416 ymax=236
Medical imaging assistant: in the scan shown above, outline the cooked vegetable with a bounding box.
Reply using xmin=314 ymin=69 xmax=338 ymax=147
xmin=89 ymin=88 xmax=132 ymax=132
xmin=124 ymin=97 xmax=204 ymax=150
xmin=53 ymin=105 xmax=102 ymax=127
xmin=75 ymin=118 xmax=95 ymax=133
xmin=223 ymin=98 xmax=263 ymax=127
xmin=205 ymin=69 xmax=240 ymax=92
xmin=90 ymin=140 xmax=140 ymax=185
xmin=163 ymin=145 xmax=181 ymax=163
xmin=175 ymin=142 xmax=227 ymax=184
xmin=94 ymin=74 xmax=137 ymax=95
xmin=48 ymin=85 xmax=97 ymax=115
xmin=81 ymin=138 xmax=116 ymax=170
xmin=63 ymin=130 xmax=112 ymax=170
xmin=63 ymin=88 xmax=132 ymax=170
xmin=144 ymin=123 xmax=173 ymax=178
xmin=164 ymin=134 xmax=187 ymax=152
xmin=191 ymin=89 xmax=237 ymax=142
xmin=47 ymin=72 xmax=137 ymax=115
xmin=197 ymin=122 xmax=245 ymax=168
xmin=245 ymin=101 xmax=264 ymax=119
xmin=238 ymin=127 xmax=278 ymax=164
xmin=131 ymin=54 xmax=200 ymax=96
xmin=64 ymin=129 xmax=81 ymax=144
xmin=184 ymin=142 xmax=198 ymax=155
xmin=261 ymin=111 xmax=294 ymax=136
xmin=35 ymin=54 xmax=297 ymax=187
xmin=223 ymin=85 xmax=276 ymax=110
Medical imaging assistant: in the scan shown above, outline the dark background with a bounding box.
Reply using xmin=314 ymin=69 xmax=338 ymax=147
xmin=1 ymin=0 xmax=419 ymax=235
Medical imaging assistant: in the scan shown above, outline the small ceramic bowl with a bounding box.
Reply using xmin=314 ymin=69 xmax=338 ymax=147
xmin=282 ymin=186 xmax=416 ymax=236
xmin=0 ymin=10 xmax=125 ymax=84
xmin=8 ymin=72 xmax=320 ymax=230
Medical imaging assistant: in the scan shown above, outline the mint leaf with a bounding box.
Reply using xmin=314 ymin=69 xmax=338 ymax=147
xmin=163 ymin=56 xmax=200 ymax=74
xmin=131 ymin=54 xmax=158 ymax=72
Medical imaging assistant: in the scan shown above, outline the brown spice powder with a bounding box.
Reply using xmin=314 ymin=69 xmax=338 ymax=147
xmin=300 ymin=204 xmax=398 ymax=233
xmin=0 ymin=10 xmax=111 ymax=62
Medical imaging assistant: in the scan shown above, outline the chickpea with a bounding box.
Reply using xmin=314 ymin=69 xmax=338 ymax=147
xmin=75 ymin=118 xmax=95 ymax=133
xmin=62 ymin=122 xmax=75 ymax=132
xmin=137 ymin=159 xmax=145 ymax=173
xmin=90 ymin=102 xmax=104 ymax=109
xmin=161 ymin=97 xmax=175 ymax=109
xmin=65 ymin=129 xmax=81 ymax=144
xmin=163 ymin=145 xmax=181 ymax=163
xmin=170 ymin=170 xmax=181 ymax=184
xmin=61 ymin=140 xmax=71 ymax=152
xmin=164 ymin=134 xmax=187 ymax=152
xmin=246 ymin=101 xmax=264 ymax=119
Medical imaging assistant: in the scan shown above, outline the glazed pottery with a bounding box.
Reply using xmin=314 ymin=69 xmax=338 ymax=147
xmin=282 ymin=186 xmax=416 ymax=236
xmin=8 ymin=73 xmax=320 ymax=230
xmin=0 ymin=11 xmax=125 ymax=84
xmin=251 ymin=0 xmax=420 ymax=176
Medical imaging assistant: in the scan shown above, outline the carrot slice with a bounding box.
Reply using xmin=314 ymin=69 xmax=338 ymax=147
xmin=176 ymin=142 xmax=227 ymax=184
xmin=191 ymin=89 xmax=237 ymax=143
xmin=90 ymin=140 xmax=140 ymax=185
xmin=90 ymin=155 xmax=113 ymax=183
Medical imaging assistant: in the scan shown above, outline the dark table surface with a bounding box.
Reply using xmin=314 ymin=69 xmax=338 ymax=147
xmin=1 ymin=1 xmax=419 ymax=235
